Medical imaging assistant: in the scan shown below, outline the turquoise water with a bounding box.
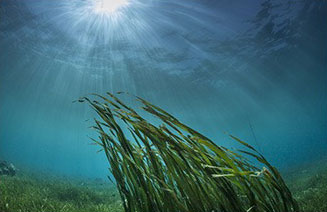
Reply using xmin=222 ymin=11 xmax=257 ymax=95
xmin=0 ymin=0 xmax=326 ymax=179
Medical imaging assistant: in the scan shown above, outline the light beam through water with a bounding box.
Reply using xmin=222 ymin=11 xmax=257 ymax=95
xmin=93 ymin=0 xmax=129 ymax=14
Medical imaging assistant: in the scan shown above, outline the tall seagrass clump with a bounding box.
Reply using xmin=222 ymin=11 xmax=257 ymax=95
xmin=80 ymin=92 xmax=299 ymax=212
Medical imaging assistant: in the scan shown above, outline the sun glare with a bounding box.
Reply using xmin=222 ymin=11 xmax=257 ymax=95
xmin=93 ymin=0 xmax=129 ymax=14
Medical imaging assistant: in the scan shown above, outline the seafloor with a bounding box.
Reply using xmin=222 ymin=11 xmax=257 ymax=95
xmin=0 ymin=157 xmax=326 ymax=212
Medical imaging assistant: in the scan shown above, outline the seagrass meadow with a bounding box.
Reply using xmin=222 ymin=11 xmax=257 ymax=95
xmin=1 ymin=1 xmax=327 ymax=212
xmin=78 ymin=92 xmax=299 ymax=212
xmin=1 ymin=161 xmax=327 ymax=212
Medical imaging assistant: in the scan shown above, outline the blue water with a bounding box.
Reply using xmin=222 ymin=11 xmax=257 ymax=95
xmin=0 ymin=0 xmax=326 ymax=179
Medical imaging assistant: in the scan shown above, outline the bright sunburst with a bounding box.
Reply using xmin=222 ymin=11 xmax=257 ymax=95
xmin=93 ymin=0 xmax=129 ymax=14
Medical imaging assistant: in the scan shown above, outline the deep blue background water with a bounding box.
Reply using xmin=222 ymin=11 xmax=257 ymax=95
xmin=0 ymin=0 xmax=326 ymax=179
